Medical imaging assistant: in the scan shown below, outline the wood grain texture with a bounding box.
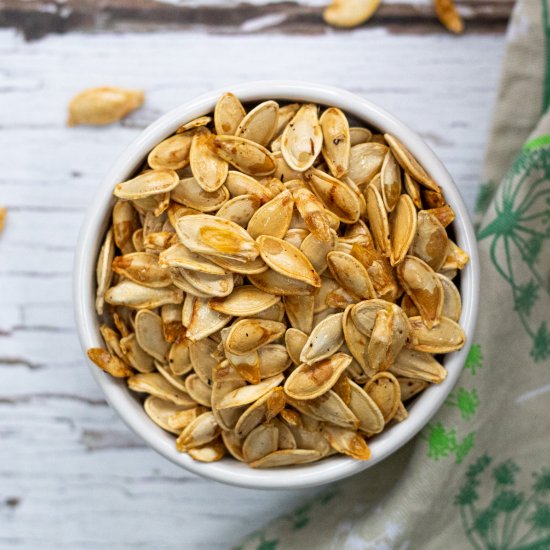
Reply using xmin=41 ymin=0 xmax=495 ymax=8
xmin=0 ymin=10 xmax=505 ymax=548
xmin=0 ymin=0 xmax=513 ymax=40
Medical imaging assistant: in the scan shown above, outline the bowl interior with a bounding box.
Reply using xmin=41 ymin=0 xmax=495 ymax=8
xmin=74 ymin=81 xmax=479 ymax=489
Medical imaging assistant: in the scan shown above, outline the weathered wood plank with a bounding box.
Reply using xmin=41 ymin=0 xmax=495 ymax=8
xmin=0 ymin=0 xmax=513 ymax=40
xmin=0 ymin=378 xmax=322 ymax=547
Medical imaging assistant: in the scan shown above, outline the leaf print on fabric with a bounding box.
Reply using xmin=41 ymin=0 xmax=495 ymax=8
xmin=456 ymin=455 xmax=550 ymax=549
xmin=476 ymin=180 xmax=499 ymax=217
xmin=422 ymin=423 xmax=475 ymax=464
xmin=424 ymin=343 xmax=481 ymax=463
xmin=532 ymin=468 xmax=550 ymax=495
xmin=493 ymin=460 xmax=521 ymax=486
xmin=446 ymin=388 xmax=480 ymax=420
xmin=256 ymin=539 xmax=278 ymax=550
xmin=531 ymin=322 xmax=550 ymax=361
xmin=524 ymin=236 xmax=544 ymax=264
xmin=236 ymin=487 xmax=340 ymax=549
xmin=465 ymin=344 xmax=484 ymax=376
xmin=527 ymin=501 xmax=550 ymax=531
xmin=542 ymin=0 xmax=550 ymax=113
xmin=477 ymin=143 xmax=550 ymax=363
xmin=423 ymin=422 xmax=456 ymax=461
xmin=291 ymin=503 xmax=314 ymax=530
xmin=514 ymin=280 xmax=539 ymax=316
xmin=454 ymin=433 xmax=476 ymax=465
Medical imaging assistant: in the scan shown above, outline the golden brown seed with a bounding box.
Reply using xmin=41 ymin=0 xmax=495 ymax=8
xmin=0 ymin=207 xmax=6 ymax=233
xmin=364 ymin=372 xmax=401 ymax=423
xmin=285 ymin=328 xmax=308 ymax=365
xmin=422 ymin=187 xmax=446 ymax=208
xmin=213 ymin=135 xmax=276 ymax=176
xmin=128 ymin=373 xmax=195 ymax=407
xmin=176 ymin=412 xmax=220 ymax=451
xmin=250 ymin=449 xmax=321 ymax=468
xmin=224 ymin=171 xmax=273 ymax=203
xmin=327 ymin=250 xmax=376 ymax=300
xmin=247 ymin=189 xmax=294 ymax=239
xmin=323 ymin=0 xmax=381 ymax=28
xmin=190 ymin=128 xmax=229 ymax=192
xmin=234 ymin=387 xmax=286 ymax=438
xmin=175 ymin=214 xmax=259 ymax=263
xmin=281 ymin=104 xmax=323 ymax=172
xmin=398 ymin=378 xmax=429 ymax=401
xmin=351 ymin=243 xmax=400 ymax=302
xmin=171 ymin=177 xmax=229 ymax=213
xmin=148 ymin=134 xmax=192 ymax=171
xmin=320 ymin=107 xmax=351 ymax=178
xmin=95 ymin=229 xmax=115 ymax=315
xmin=426 ymin=204 xmax=455 ymax=228
xmin=225 ymin=319 xmax=287 ymax=356
xmin=284 ymin=352 xmax=352 ymax=400
xmin=257 ymin=235 xmax=321 ymax=288
xmin=248 ymin=268 xmax=317 ymax=296
xmin=434 ymin=0 xmax=464 ymax=34
xmin=305 ymin=168 xmax=361 ymax=224
xmin=442 ymin=240 xmax=470 ymax=270
xmin=322 ymin=425 xmax=371 ymax=460
xmin=67 ymin=87 xmax=144 ymax=126
xmin=144 ymin=397 xmax=198 ymax=435
xmin=176 ymin=116 xmax=212 ymax=133
xmin=380 ymin=151 xmax=402 ymax=212
xmin=403 ymin=172 xmax=423 ymax=209
xmin=438 ymin=273 xmax=462 ymax=321
xmin=105 ymin=280 xmax=184 ymax=309
xmin=236 ymin=100 xmax=279 ymax=147
xmin=384 ymin=134 xmax=438 ymax=191
xmin=112 ymin=200 xmax=140 ymax=254
xmin=347 ymin=380 xmax=384 ymax=434
xmin=217 ymin=376 xmax=284 ymax=410
xmin=216 ymin=194 xmax=261 ymax=227
xmin=87 ymin=348 xmax=133 ymax=378
xmin=284 ymin=295 xmax=315 ymax=334
xmin=292 ymin=187 xmax=332 ymax=242
xmin=292 ymin=391 xmax=359 ymax=429
xmin=365 ymin=184 xmax=391 ymax=256
xmin=389 ymin=348 xmax=447 ymax=384
xmin=112 ymin=253 xmax=172 ymax=288
xmin=114 ymin=169 xmax=180 ymax=200
xmin=411 ymin=210 xmax=449 ymax=271
xmin=348 ymin=142 xmax=387 ymax=185
xmin=407 ymin=316 xmax=466 ymax=353
xmin=390 ymin=194 xmax=417 ymax=266
xmin=209 ymin=286 xmax=280 ymax=317
xmin=187 ymin=439 xmax=226 ymax=463
xmin=214 ymin=92 xmax=246 ymax=136
xmin=397 ymin=256 xmax=444 ymax=329
xmin=300 ymin=312 xmax=345 ymax=364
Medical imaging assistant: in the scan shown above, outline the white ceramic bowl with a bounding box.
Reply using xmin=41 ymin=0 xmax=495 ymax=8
xmin=74 ymin=81 xmax=479 ymax=489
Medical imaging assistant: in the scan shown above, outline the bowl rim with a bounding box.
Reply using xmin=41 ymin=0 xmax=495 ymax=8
xmin=73 ymin=80 xmax=480 ymax=489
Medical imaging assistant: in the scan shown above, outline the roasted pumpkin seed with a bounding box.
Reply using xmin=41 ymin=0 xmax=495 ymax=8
xmin=281 ymin=104 xmax=323 ymax=172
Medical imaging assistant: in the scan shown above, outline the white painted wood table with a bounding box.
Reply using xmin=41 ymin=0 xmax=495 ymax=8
xmin=0 ymin=1 xmax=510 ymax=548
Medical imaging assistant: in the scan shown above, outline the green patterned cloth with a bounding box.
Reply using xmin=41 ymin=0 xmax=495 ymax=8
xmin=238 ymin=2 xmax=550 ymax=549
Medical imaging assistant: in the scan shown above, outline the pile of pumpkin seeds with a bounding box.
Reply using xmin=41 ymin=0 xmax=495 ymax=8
xmin=88 ymin=92 xmax=468 ymax=468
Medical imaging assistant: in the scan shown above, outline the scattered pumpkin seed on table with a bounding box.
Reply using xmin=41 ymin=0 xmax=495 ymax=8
xmin=322 ymin=0 xmax=464 ymax=35
xmin=0 ymin=207 xmax=7 ymax=234
xmin=88 ymin=92 xmax=469 ymax=467
xmin=67 ymin=86 xmax=144 ymax=126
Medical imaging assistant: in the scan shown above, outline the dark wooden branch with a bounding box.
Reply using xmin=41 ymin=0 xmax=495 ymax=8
xmin=0 ymin=0 xmax=514 ymax=41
